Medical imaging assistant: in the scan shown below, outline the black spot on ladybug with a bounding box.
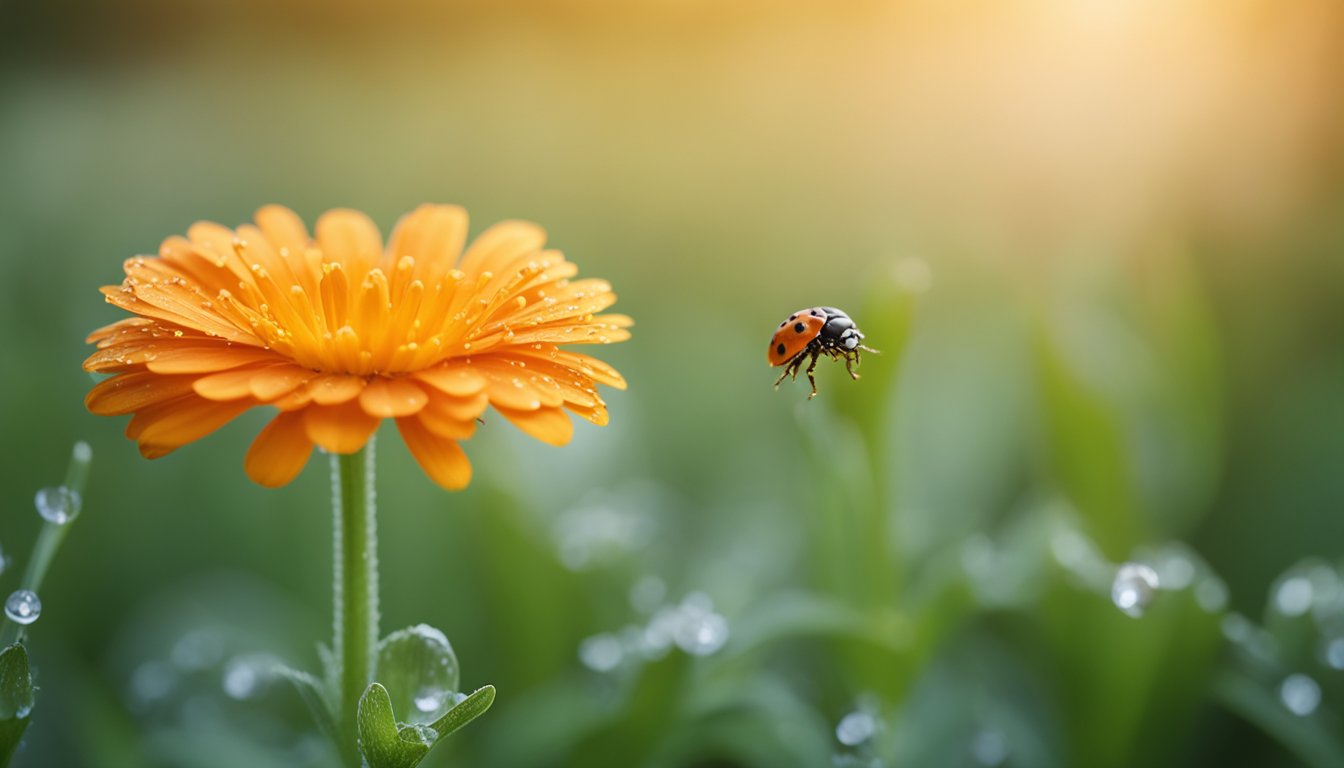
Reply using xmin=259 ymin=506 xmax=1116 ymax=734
xmin=788 ymin=314 xmax=797 ymax=321
xmin=810 ymin=310 xmax=821 ymax=317
xmin=775 ymin=343 xmax=786 ymax=356
xmin=793 ymin=322 xmax=805 ymax=333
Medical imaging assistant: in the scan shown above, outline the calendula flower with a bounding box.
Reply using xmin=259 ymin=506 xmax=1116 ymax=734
xmin=84 ymin=205 xmax=630 ymax=490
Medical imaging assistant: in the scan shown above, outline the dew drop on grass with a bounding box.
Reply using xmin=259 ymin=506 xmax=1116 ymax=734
xmin=835 ymin=710 xmax=876 ymax=746
xmin=1111 ymin=563 xmax=1159 ymax=618
xmin=35 ymin=486 xmax=81 ymax=524
xmin=5 ymin=590 xmax=40 ymax=625
xmin=578 ymin=633 xmax=623 ymax=672
xmin=1281 ymin=674 xmax=1321 ymax=716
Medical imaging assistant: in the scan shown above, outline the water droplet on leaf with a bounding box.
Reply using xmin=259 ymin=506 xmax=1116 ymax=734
xmin=35 ymin=486 xmax=81 ymax=524
xmin=5 ymin=590 xmax=41 ymax=625
xmin=1111 ymin=563 xmax=1159 ymax=618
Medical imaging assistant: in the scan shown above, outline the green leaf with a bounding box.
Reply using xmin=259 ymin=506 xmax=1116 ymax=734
xmin=1213 ymin=672 xmax=1344 ymax=768
xmin=427 ymin=685 xmax=495 ymax=740
xmin=357 ymin=682 xmax=497 ymax=768
xmin=272 ymin=663 xmax=341 ymax=754
xmin=375 ymin=625 xmax=460 ymax=725
xmin=0 ymin=644 xmax=34 ymax=768
xmin=358 ymin=683 xmax=428 ymax=768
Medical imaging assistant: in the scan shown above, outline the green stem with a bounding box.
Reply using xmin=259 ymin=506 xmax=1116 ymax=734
xmin=333 ymin=439 xmax=379 ymax=763
xmin=1 ymin=441 xmax=92 ymax=648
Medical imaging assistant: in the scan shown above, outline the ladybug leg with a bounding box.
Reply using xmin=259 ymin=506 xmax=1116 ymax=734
xmin=774 ymin=351 xmax=805 ymax=389
xmin=844 ymin=350 xmax=860 ymax=380
xmin=804 ymin=348 xmax=821 ymax=399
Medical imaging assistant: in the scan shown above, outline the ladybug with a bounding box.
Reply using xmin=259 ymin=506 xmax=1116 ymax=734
xmin=767 ymin=306 xmax=878 ymax=398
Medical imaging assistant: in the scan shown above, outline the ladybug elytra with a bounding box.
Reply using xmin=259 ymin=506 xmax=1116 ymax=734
xmin=767 ymin=306 xmax=878 ymax=399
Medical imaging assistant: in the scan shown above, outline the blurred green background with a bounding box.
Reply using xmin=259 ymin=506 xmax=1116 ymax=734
xmin=3 ymin=0 xmax=1344 ymax=766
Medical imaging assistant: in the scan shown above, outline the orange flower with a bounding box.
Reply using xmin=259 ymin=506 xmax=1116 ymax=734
xmin=84 ymin=205 xmax=630 ymax=490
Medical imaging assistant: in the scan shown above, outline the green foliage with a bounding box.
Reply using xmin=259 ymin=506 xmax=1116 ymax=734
xmin=357 ymin=683 xmax=495 ymax=768
xmin=0 ymin=645 xmax=33 ymax=768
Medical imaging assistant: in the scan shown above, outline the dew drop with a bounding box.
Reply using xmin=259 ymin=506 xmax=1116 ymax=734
xmin=1281 ymin=674 xmax=1321 ymax=716
xmin=835 ymin=711 xmax=876 ymax=746
xmin=406 ymin=723 xmax=438 ymax=747
xmin=579 ymin=633 xmax=624 ymax=672
xmin=413 ymin=686 xmax=448 ymax=714
xmin=1275 ymin=576 xmax=1314 ymax=617
xmin=4 ymin=590 xmax=40 ymax=625
xmin=34 ymin=486 xmax=81 ymax=525
xmin=1111 ymin=563 xmax=1159 ymax=618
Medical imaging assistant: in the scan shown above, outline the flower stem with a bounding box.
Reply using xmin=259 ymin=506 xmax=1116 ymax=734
xmin=0 ymin=441 xmax=92 ymax=648
xmin=333 ymin=439 xmax=379 ymax=762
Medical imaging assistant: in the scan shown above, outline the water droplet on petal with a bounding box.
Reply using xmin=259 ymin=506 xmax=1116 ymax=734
xmin=578 ymin=633 xmax=623 ymax=672
xmin=5 ymin=590 xmax=41 ymax=625
xmin=1281 ymin=674 xmax=1321 ymax=716
xmin=835 ymin=711 xmax=877 ymax=746
xmin=1275 ymin=576 xmax=1314 ymax=617
xmin=35 ymin=486 xmax=81 ymax=525
xmin=1111 ymin=563 xmax=1159 ymax=618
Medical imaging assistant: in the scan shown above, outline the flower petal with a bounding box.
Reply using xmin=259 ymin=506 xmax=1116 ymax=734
xmin=145 ymin=344 xmax=283 ymax=374
xmin=386 ymin=204 xmax=468 ymax=273
xmin=310 ymin=374 xmax=367 ymax=405
xmin=359 ymin=377 xmax=428 ymax=418
xmin=316 ymin=209 xmax=382 ymax=275
xmin=129 ymin=395 xmax=254 ymax=447
xmin=87 ymin=372 xmax=199 ymax=415
xmin=396 ymin=416 xmax=472 ymax=490
xmin=303 ymin=400 xmax=380 ymax=453
xmin=413 ymin=365 xmax=486 ymax=397
xmin=192 ymin=364 xmax=315 ymax=403
xmin=245 ymin=410 xmax=313 ymax=487
xmin=254 ymin=205 xmax=312 ymax=256
xmin=495 ymin=405 xmax=573 ymax=446
xmin=416 ymin=392 xmax=485 ymax=439
xmin=457 ymin=220 xmax=545 ymax=278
